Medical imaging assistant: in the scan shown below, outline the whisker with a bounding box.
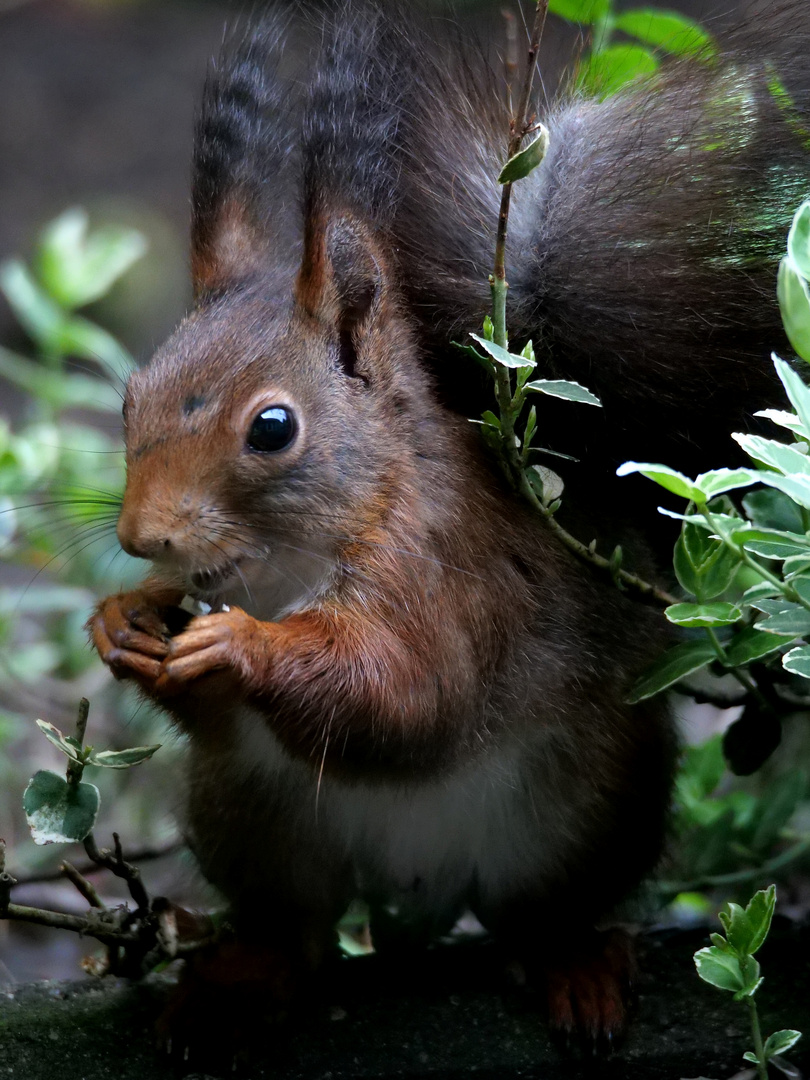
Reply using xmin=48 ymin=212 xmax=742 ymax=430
xmin=210 ymin=514 xmax=479 ymax=579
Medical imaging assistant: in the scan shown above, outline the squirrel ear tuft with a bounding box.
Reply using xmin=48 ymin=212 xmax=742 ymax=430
xmin=296 ymin=215 xmax=383 ymax=330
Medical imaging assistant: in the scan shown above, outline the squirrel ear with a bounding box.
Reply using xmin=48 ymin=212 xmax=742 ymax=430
xmin=296 ymin=215 xmax=383 ymax=331
xmin=191 ymin=198 xmax=267 ymax=297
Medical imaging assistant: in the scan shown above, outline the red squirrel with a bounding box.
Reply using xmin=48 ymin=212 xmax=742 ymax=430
xmin=88 ymin=0 xmax=809 ymax=1055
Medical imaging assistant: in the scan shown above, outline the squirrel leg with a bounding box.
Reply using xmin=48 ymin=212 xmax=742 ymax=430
xmin=537 ymin=926 xmax=636 ymax=1047
xmin=156 ymin=914 xmax=336 ymax=1067
xmin=479 ymin=897 xmax=636 ymax=1046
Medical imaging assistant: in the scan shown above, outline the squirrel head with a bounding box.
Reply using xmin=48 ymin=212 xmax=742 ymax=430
xmin=117 ymin=210 xmax=438 ymax=619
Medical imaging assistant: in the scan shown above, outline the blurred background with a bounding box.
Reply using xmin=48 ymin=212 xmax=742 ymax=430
xmin=1 ymin=0 xmax=806 ymax=989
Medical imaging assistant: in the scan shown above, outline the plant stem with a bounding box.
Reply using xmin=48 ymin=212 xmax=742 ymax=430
xmin=486 ymin=0 xmax=677 ymax=609
xmin=515 ymin=460 xmax=678 ymax=606
xmin=748 ymin=996 xmax=769 ymax=1080
xmin=491 ymin=0 xmax=549 ymax=314
xmin=66 ymin=697 xmax=89 ymax=787
xmin=702 ymin=505 xmax=810 ymax=611
xmin=657 ymin=834 xmax=810 ymax=894
xmin=705 ymin=627 xmax=771 ymax=710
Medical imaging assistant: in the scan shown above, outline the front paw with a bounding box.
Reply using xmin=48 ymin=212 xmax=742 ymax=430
xmin=155 ymin=607 xmax=261 ymax=695
xmin=90 ymin=588 xmax=176 ymax=689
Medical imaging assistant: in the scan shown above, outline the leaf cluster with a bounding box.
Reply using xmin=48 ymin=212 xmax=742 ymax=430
xmin=621 ymin=354 xmax=810 ymax=726
xmin=549 ymin=0 xmax=712 ymax=98
xmin=694 ymin=886 xmax=801 ymax=1076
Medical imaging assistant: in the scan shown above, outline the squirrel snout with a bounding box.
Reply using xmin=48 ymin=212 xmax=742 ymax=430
xmin=117 ymin=516 xmax=171 ymax=561
xmin=117 ymin=504 xmax=174 ymax=561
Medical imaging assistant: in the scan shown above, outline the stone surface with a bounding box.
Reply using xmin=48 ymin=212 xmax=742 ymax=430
xmin=2 ymin=924 xmax=809 ymax=1080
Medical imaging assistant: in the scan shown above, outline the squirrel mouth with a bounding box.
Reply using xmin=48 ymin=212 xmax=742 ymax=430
xmin=189 ymin=559 xmax=242 ymax=593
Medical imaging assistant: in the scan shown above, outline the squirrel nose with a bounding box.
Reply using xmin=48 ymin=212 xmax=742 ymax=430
xmin=117 ymin=512 xmax=171 ymax=561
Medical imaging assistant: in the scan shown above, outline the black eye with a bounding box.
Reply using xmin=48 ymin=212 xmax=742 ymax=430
xmin=246 ymin=406 xmax=296 ymax=453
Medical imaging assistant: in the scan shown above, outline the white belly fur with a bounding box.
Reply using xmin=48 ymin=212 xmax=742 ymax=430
xmin=209 ymin=706 xmax=584 ymax=928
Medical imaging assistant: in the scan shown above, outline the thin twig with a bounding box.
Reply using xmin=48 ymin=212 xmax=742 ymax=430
xmin=3 ymin=902 xmax=139 ymax=945
xmin=0 ymin=840 xmax=16 ymax=916
xmin=61 ymin=860 xmax=104 ymax=908
xmin=517 ymin=467 xmax=679 ymax=607
xmin=485 ymin=2 xmax=676 ymax=609
xmin=13 ymin=839 xmax=182 ymax=888
xmin=84 ymin=833 xmax=150 ymax=916
xmin=492 ymin=0 xmax=549 ymax=297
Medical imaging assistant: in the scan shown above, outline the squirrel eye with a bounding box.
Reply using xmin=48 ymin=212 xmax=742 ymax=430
xmin=246 ymin=406 xmax=296 ymax=453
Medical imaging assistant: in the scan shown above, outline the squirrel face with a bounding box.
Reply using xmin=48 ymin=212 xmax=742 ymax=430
xmin=117 ymin=219 xmax=438 ymax=620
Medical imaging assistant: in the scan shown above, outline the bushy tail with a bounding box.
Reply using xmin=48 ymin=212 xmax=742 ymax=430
xmin=392 ymin=5 xmax=810 ymax=474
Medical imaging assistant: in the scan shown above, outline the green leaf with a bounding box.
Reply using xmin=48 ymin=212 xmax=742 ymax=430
xmin=673 ymin=521 xmax=740 ymax=600
xmin=469 ymin=333 xmax=535 ymax=370
xmin=55 ymin=316 xmax=134 ymax=381
xmin=778 ymin=257 xmax=810 ymax=362
xmin=733 ymin=955 xmax=763 ymax=1000
xmin=743 ymin=885 xmax=776 ymax=955
xmin=742 ymin=539 xmax=810 ymax=560
xmin=498 ymin=126 xmax=550 ymax=184
xmin=0 ymin=346 xmax=125 ymax=413
xmin=626 ymin=639 xmax=717 ymax=703
xmin=741 ymin=581 xmax=784 ymax=603
xmin=755 ymin=470 xmax=810 ymax=512
xmin=774 ymin=356 xmax=810 ymax=437
xmin=454 ymin=340 xmax=495 ymax=375
xmin=678 ymin=736 xmax=725 ymax=803
xmin=743 ymin=1052 xmax=759 ymax=1063
xmin=22 ymin=769 xmax=100 ymax=844
xmin=577 ymin=44 xmax=659 ymax=98
xmin=37 ymin=208 xmax=148 ymax=311
xmin=616 ymin=461 xmax=700 ymax=501
xmin=743 ymin=488 xmax=806 ymax=532
xmin=524 ymin=379 xmax=601 ymax=406
xmin=754 ymin=408 xmax=810 ymax=440
xmin=763 ymin=1029 xmax=802 ymax=1059
xmin=718 ymin=901 xmax=751 ymax=951
xmin=693 ymin=467 xmax=762 ymax=500
xmin=548 ymin=0 xmax=609 ymax=24
xmin=786 ymin=199 xmax=810 ymax=280
xmin=724 ymin=626 xmax=794 ymax=665
xmin=694 ymin=945 xmax=746 ymax=992
xmin=86 ymin=745 xmax=161 ymax=769
xmin=0 ymin=260 xmax=65 ymax=351
xmin=784 ymin=554 xmax=810 ymax=578
xmin=755 ymin=605 xmax=810 ymax=635
xmin=783 ymin=645 xmax=810 ymax=677
xmin=614 ymin=9 xmax=713 ymax=56
xmin=751 ymin=773 xmax=806 ymax=851
xmin=35 ymin=719 xmax=83 ymax=762
xmin=733 ymin=433 xmax=810 ymax=477
xmin=665 ymin=602 xmax=741 ymax=628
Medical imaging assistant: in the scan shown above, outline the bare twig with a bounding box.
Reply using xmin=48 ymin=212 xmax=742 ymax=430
xmin=12 ymin=839 xmax=182 ymax=888
xmin=3 ymin=902 xmax=139 ymax=945
xmin=84 ymin=833 xmax=150 ymax=916
xmin=61 ymin=860 xmax=104 ymax=908
xmin=492 ymin=0 xmax=549 ymax=323
xmin=0 ymin=840 xmax=17 ymax=916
